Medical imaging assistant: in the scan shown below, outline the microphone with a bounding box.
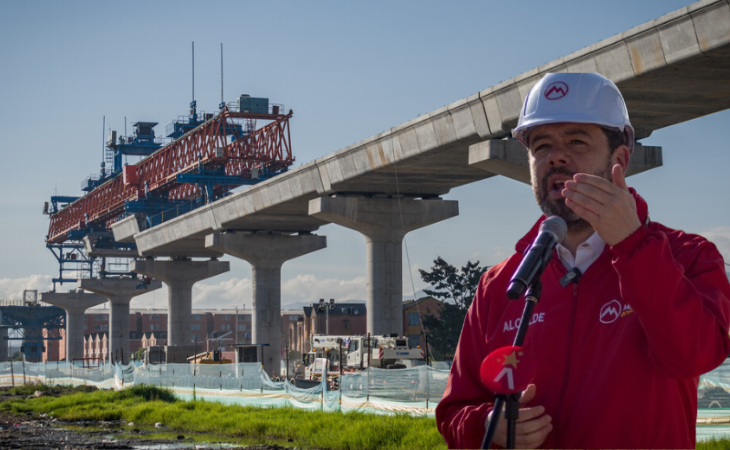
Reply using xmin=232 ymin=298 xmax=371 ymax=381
xmin=507 ymin=216 xmax=567 ymax=299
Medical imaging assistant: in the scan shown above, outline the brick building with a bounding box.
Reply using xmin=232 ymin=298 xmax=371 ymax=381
xmin=41 ymin=307 xmax=303 ymax=362
xmin=41 ymin=300 xmax=440 ymax=363
xmin=292 ymin=302 xmax=367 ymax=355
xmin=402 ymin=296 xmax=443 ymax=348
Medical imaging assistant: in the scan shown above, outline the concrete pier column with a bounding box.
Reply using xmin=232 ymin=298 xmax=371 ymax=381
xmin=0 ymin=327 xmax=7 ymax=362
xmin=131 ymin=258 xmax=229 ymax=347
xmin=40 ymin=291 xmax=106 ymax=363
xmin=79 ymin=278 xmax=162 ymax=364
xmin=310 ymin=197 xmax=458 ymax=336
xmin=205 ymin=233 xmax=326 ymax=377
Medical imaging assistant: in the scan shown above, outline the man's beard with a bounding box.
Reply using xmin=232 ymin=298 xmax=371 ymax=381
xmin=531 ymin=163 xmax=612 ymax=232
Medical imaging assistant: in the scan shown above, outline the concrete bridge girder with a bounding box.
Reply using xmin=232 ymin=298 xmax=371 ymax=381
xmin=468 ymin=139 xmax=663 ymax=185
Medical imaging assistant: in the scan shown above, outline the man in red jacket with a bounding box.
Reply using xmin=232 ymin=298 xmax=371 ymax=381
xmin=436 ymin=73 xmax=730 ymax=449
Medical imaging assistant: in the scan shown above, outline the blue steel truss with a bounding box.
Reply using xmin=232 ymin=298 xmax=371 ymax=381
xmin=1 ymin=305 xmax=65 ymax=361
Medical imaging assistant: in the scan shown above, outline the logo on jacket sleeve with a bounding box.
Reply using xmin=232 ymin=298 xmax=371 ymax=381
xmin=599 ymin=299 xmax=634 ymax=324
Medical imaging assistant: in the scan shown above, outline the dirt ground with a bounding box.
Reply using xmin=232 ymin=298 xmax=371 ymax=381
xmin=0 ymin=388 xmax=295 ymax=450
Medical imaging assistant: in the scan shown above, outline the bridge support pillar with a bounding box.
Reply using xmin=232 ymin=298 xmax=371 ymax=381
xmin=309 ymin=197 xmax=458 ymax=336
xmin=131 ymin=259 xmax=229 ymax=349
xmin=205 ymin=233 xmax=326 ymax=378
xmin=79 ymin=278 xmax=162 ymax=364
xmin=0 ymin=328 xmax=7 ymax=362
xmin=40 ymin=290 xmax=106 ymax=363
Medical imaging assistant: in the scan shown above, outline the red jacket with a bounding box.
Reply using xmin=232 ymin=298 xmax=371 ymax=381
xmin=436 ymin=190 xmax=730 ymax=449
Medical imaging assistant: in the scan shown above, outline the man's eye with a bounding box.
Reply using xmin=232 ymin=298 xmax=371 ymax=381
xmin=533 ymin=144 xmax=549 ymax=153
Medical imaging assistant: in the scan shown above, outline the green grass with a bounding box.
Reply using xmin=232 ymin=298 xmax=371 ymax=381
xmin=698 ymin=436 xmax=730 ymax=450
xmin=0 ymin=384 xmax=446 ymax=450
xmin=6 ymin=384 xmax=730 ymax=449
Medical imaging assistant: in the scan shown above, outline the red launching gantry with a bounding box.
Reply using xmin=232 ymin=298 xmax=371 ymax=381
xmin=45 ymin=97 xmax=293 ymax=285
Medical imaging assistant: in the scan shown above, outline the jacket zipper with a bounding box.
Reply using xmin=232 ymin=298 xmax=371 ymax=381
xmin=555 ymin=282 xmax=579 ymax=447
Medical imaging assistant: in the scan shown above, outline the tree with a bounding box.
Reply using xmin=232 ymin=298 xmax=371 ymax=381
xmin=133 ymin=347 xmax=147 ymax=362
xmin=419 ymin=257 xmax=487 ymax=360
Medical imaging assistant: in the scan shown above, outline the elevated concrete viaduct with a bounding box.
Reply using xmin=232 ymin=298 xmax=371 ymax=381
xmin=112 ymin=0 xmax=730 ymax=374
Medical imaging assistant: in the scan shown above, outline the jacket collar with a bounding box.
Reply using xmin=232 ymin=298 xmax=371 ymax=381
xmin=515 ymin=188 xmax=649 ymax=253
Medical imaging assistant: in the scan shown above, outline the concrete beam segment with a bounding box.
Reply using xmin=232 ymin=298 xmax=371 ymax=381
xmin=309 ymin=197 xmax=458 ymax=336
xmin=133 ymin=162 xmax=328 ymax=257
xmin=83 ymin=235 xmax=138 ymax=258
xmin=111 ymin=215 xmax=144 ymax=245
xmin=692 ymin=1 xmax=730 ymax=53
xmin=40 ymin=291 xmax=106 ymax=363
xmin=131 ymin=259 xmax=229 ymax=346
xmin=205 ymin=233 xmax=326 ymax=378
xmin=468 ymin=140 xmax=663 ymax=185
xmin=78 ymin=278 xmax=162 ymax=364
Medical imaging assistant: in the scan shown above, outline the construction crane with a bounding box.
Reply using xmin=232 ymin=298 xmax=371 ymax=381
xmin=44 ymin=43 xmax=295 ymax=287
xmin=44 ymin=102 xmax=293 ymax=286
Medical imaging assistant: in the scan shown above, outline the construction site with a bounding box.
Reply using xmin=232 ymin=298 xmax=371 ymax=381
xmin=1 ymin=4 xmax=730 ymax=446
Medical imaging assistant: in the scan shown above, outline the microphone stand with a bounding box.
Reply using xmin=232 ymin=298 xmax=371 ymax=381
xmin=481 ymin=281 xmax=542 ymax=449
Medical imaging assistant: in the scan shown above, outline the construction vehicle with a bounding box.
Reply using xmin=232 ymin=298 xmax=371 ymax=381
xmin=301 ymin=334 xmax=424 ymax=381
xmin=302 ymin=335 xmax=344 ymax=381
xmin=344 ymin=335 xmax=424 ymax=370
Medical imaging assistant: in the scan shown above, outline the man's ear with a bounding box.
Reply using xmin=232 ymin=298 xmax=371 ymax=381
xmin=612 ymin=145 xmax=630 ymax=175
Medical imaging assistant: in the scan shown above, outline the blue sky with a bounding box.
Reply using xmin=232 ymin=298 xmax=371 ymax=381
xmin=1 ymin=0 xmax=728 ymax=308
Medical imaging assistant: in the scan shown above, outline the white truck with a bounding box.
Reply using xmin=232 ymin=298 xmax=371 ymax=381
xmin=302 ymin=335 xmax=345 ymax=381
xmin=301 ymin=334 xmax=424 ymax=381
xmin=344 ymin=335 xmax=424 ymax=370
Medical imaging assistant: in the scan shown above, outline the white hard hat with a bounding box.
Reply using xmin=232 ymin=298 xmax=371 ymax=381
xmin=512 ymin=73 xmax=634 ymax=152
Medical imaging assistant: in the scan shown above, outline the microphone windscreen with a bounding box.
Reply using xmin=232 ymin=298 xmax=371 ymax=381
xmin=540 ymin=216 xmax=567 ymax=243
xmin=480 ymin=345 xmax=536 ymax=395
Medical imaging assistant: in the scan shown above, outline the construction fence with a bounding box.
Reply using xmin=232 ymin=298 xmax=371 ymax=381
xmin=4 ymin=359 xmax=730 ymax=418
xmin=0 ymin=360 xmax=450 ymax=416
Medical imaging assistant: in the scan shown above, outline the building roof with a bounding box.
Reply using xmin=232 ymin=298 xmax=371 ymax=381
xmin=403 ymin=296 xmax=442 ymax=310
xmin=311 ymin=302 xmax=366 ymax=316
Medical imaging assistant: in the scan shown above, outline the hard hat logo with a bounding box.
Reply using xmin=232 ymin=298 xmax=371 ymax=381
xmin=544 ymin=82 xmax=569 ymax=100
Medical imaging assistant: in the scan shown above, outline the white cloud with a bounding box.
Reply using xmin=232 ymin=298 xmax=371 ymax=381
xmin=193 ymin=277 xmax=253 ymax=309
xmin=128 ymin=275 xmax=367 ymax=311
xmin=0 ymin=275 xmax=54 ymax=301
xmin=281 ymin=274 xmax=366 ymax=307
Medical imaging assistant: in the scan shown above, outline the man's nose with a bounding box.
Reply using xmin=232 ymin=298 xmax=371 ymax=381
xmin=548 ymin=143 xmax=570 ymax=167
